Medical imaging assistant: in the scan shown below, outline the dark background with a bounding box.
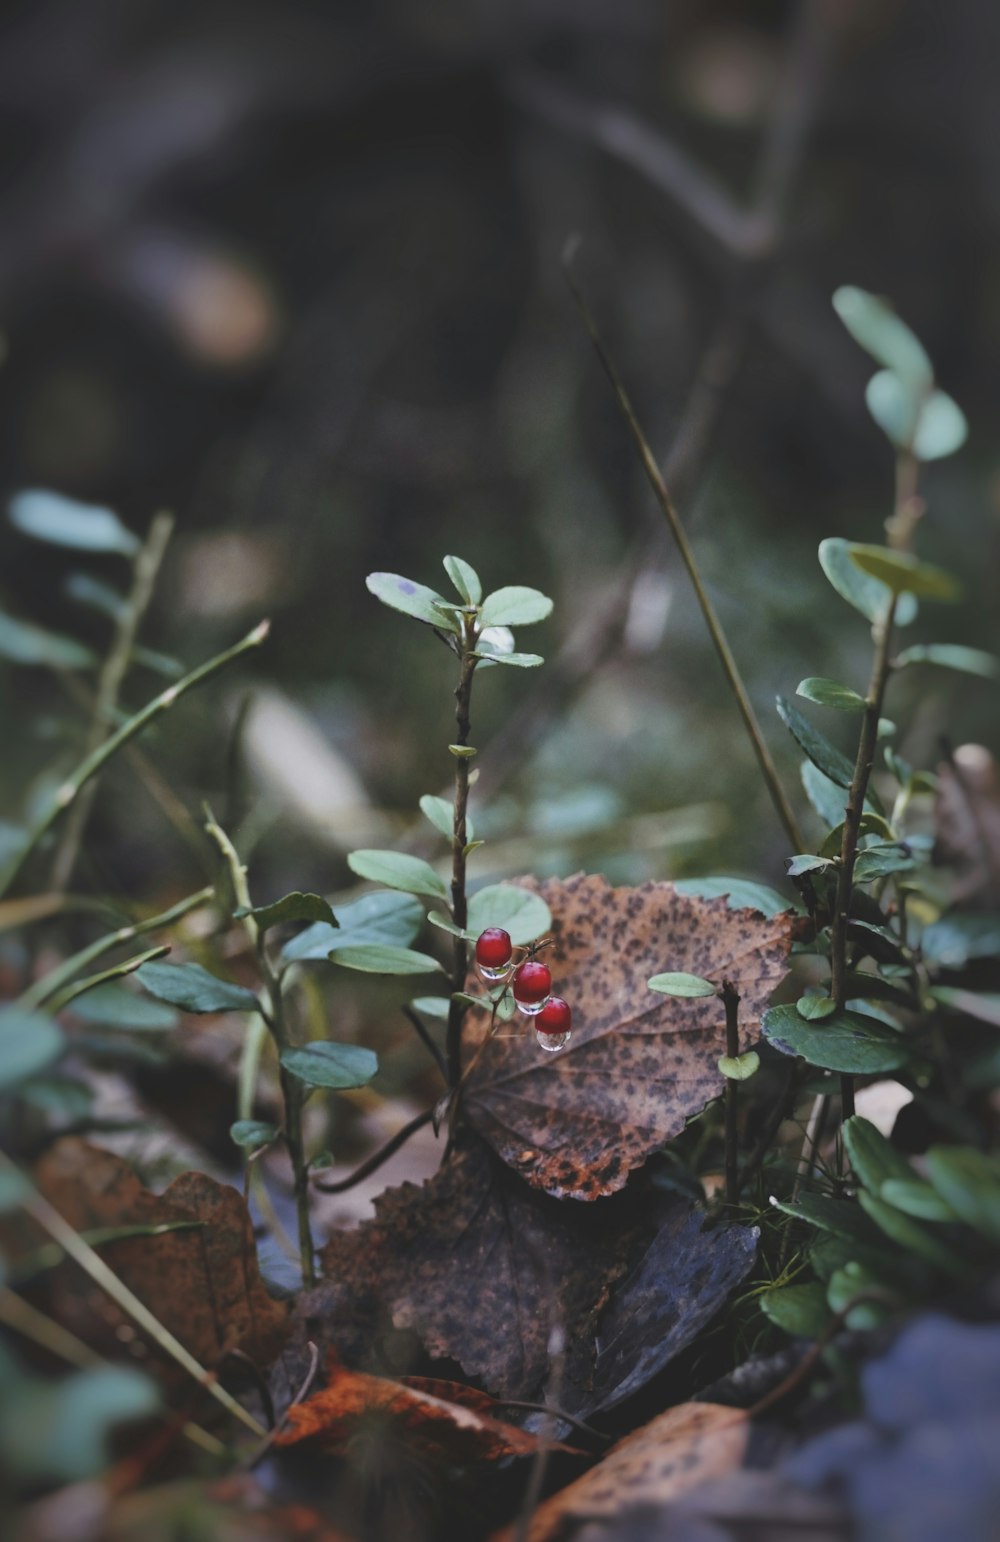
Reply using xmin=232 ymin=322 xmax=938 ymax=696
xmin=0 ymin=0 xmax=997 ymax=901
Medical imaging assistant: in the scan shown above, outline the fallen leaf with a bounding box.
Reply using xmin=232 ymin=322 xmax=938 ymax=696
xmin=301 ymin=1137 xmax=755 ymax=1407
xmin=101 ymin=1475 xmax=354 ymax=1542
xmin=275 ymin=1360 xmax=570 ymax=1464
xmin=489 ymin=1402 xmax=748 ymax=1542
xmin=24 ymin=1138 xmax=287 ymax=1380
xmin=463 ymin=875 xmax=795 ymax=1199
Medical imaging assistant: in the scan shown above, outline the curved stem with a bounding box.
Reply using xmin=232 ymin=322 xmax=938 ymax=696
xmin=313 ymin=1108 xmax=435 ymax=1194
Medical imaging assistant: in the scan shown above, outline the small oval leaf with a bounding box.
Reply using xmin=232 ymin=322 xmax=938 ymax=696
xmin=818 ymin=537 xmax=917 ymax=627
xmin=365 ymin=572 xmax=460 ymax=632
xmin=443 ymin=555 xmax=482 ymax=605
xmin=648 ymin=971 xmax=716 ymax=998
xmin=135 ymin=961 xmax=259 ymax=1015
xmin=328 ymin=945 xmax=443 ymax=975
xmin=230 ymin=1120 xmax=279 ymax=1152
xmin=9 ymin=489 xmax=141 ymax=556
xmin=347 ymin=849 xmax=448 ymax=900
xmin=465 ymin=884 xmax=552 ymax=946
xmin=0 ymin=611 xmax=97 ymax=669
xmin=796 ymin=677 xmax=867 ymax=712
xmin=775 ymin=696 xmax=855 ymax=788
xmin=280 ymin=1042 xmax=378 ymax=1090
xmin=478 ymin=586 xmax=553 ymax=629
xmin=763 ymin=1002 xmax=910 ymax=1073
xmin=0 ymin=1007 xmax=65 ymax=1089
xmin=848 ymin=544 xmax=961 ymax=602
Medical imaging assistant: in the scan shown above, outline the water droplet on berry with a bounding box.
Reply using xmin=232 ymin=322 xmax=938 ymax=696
xmin=477 ymin=960 xmax=513 ymax=984
xmin=536 ymin=1029 xmax=571 ymax=1052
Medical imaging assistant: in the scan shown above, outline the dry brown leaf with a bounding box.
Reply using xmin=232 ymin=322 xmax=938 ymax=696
xmin=275 ymin=1360 xmax=570 ymax=1464
xmin=490 ymin=1402 xmax=748 ymax=1542
xmin=300 ymin=1137 xmax=755 ymax=1407
xmin=26 ymin=1138 xmax=288 ymax=1379
xmin=463 ymin=875 xmax=795 ymax=1199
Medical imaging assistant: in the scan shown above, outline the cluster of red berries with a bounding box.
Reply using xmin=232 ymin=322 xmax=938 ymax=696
xmin=473 ymin=927 xmax=572 ymax=1052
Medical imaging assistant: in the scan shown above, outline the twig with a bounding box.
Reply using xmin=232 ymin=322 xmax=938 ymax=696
xmin=565 ymin=255 xmax=805 ymax=855
xmin=50 ymin=511 xmax=174 ymax=890
xmin=0 ymin=619 xmax=270 ymax=899
xmin=204 ymin=807 xmax=316 ymax=1288
xmin=0 ymin=1148 xmax=266 ymax=1437
xmin=738 ymin=1060 xmax=798 ymax=1198
xmin=313 ymin=1107 xmax=435 ymax=1194
xmin=44 ymin=943 xmax=169 ymax=1014
xmin=748 ymin=1288 xmax=898 ymax=1419
xmin=446 ymin=637 xmax=478 ymax=1089
xmin=722 ymin=982 xmax=741 ymax=1207
xmin=401 ymin=1004 xmax=448 ymax=1080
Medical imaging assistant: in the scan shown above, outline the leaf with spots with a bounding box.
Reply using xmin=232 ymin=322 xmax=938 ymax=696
xmin=489 ymin=1402 xmax=749 ymax=1542
xmin=297 ymin=1137 xmax=755 ymax=1409
xmin=460 ymin=874 xmax=797 ymax=1200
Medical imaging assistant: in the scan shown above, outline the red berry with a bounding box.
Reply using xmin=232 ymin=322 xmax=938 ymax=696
xmin=513 ymin=960 xmax=551 ymax=1006
xmin=536 ymin=997 xmax=571 ymax=1036
xmin=475 ymin=928 xmax=513 ymax=969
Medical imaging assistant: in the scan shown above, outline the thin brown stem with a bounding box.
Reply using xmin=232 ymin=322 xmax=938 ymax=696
xmin=446 ymin=641 xmax=477 ymax=1088
xmin=722 ymin=982 xmax=741 ymax=1207
xmin=565 ymin=257 xmax=804 ymax=855
xmin=51 ymin=511 xmax=174 ymax=890
xmin=313 ymin=1108 xmax=435 ymax=1194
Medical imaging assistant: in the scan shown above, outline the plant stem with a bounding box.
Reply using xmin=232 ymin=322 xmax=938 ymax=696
xmin=17 ymin=885 xmax=214 ymax=1012
xmin=0 ymin=620 xmax=270 ymax=900
xmin=829 ymin=591 xmax=905 ymax=1121
xmin=204 ymin=809 xmax=316 ymax=1288
xmin=564 ymin=255 xmax=804 ymax=855
xmin=722 ymin=981 xmax=741 ymax=1206
xmin=313 ymin=1107 xmax=435 ymax=1193
xmin=446 ymin=639 xmax=478 ymax=1088
xmin=50 ymin=511 xmax=174 ymax=890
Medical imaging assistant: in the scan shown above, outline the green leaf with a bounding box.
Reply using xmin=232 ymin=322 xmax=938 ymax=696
xmin=0 ymin=1008 xmax=65 ymax=1089
xmin=909 ymin=388 xmax=968 ymax=460
xmin=229 ymin=1120 xmax=278 ymax=1152
xmin=478 ymin=586 xmax=553 ymax=628
xmin=880 ymin=1178 xmax=958 ymax=1222
xmin=66 ymin=984 xmax=179 ymax=1031
xmin=9 ymin=489 xmax=141 ymax=557
xmin=925 ymin=1147 xmax=1000 ymax=1245
xmin=329 ymin=945 xmax=443 ymax=975
xmin=763 ymin=1003 xmax=910 ymax=1073
xmin=761 ymin=1282 xmax=830 ymax=1338
xmin=776 ymin=696 xmax=854 ymax=788
xmin=796 ymin=677 xmax=866 ymax=712
xmin=930 ymin=987 xmax=1000 ymax=1028
xmin=801 ymin=761 xmax=848 ymax=829
xmin=237 ymin=891 xmax=338 ymax=931
xmin=420 ymin=794 xmax=455 ymax=840
xmin=819 ymin=812 xmax=894 ymax=859
xmin=0 ymin=1167 xmax=31 ymax=1213
xmin=448 ymin=743 xmax=477 ymax=758
xmin=427 ymin=910 xmax=470 ymax=939
xmin=843 ymin=1116 xmax=914 ymax=1192
xmin=365 ymin=572 xmax=460 ymax=633
xmin=853 ymin=842 xmax=922 ymax=883
xmin=825 ymin=1262 xmax=898 ymax=1329
xmin=347 ymin=849 xmax=448 ymax=900
xmin=283 ymin=891 xmax=423 ymax=964
xmin=818 ymin=537 xmax=917 ymax=627
xmin=922 ymin=913 xmax=1000 ymax=968
xmin=672 ymin=877 xmax=793 ymax=917
xmin=411 ymin=996 xmax=450 ymax=1020
xmin=65 ymin=572 xmax=126 ymax=621
xmin=279 ymin=1042 xmax=378 ymax=1090
xmin=442 ymin=555 xmax=482 ymax=605
xmin=832 ymin=287 xmax=932 ymax=384
xmin=20 ymin=1076 xmax=93 ymax=1119
xmin=135 ymin=961 xmax=259 ymax=1015
xmin=774 ymin=1191 xmax=885 ymax=1246
xmin=0 ymin=1365 xmax=159 ymax=1484
xmin=0 ymin=611 xmax=97 ymax=669
xmin=787 ymin=855 xmax=834 ymax=878
xmin=718 ymin=1050 xmax=759 ymax=1080
xmin=648 ymin=971 xmax=716 ymax=998
xmin=895 ymin=643 xmax=1000 ymax=679
xmin=848 ymin=544 xmax=961 ymax=602
xmin=797 ymin=995 xmax=837 ymax=1021
xmin=473 ymin=649 xmax=544 ymax=668
xmin=857 ymin=1190 xmax=967 ymax=1276
xmin=466 ymin=884 xmax=552 ymax=946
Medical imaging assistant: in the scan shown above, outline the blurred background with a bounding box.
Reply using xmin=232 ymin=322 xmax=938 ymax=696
xmin=0 ymin=0 xmax=997 ymax=904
